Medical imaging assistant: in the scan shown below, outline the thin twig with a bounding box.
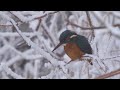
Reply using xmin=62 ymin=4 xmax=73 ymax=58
xmin=95 ymin=59 xmax=106 ymax=73
xmin=10 ymin=19 xmax=56 ymax=66
xmin=1 ymin=63 xmax=25 ymax=79
xmin=9 ymin=11 xmax=23 ymax=22
xmin=34 ymin=11 xmax=59 ymax=20
xmin=35 ymin=19 xmax=41 ymax=31
xmin=95 ymin=68 xmax=120 ymax=79
xmin=101 ymin=55 xmax=120 ymax=61
xmin=9 ymin=11 xmax=59 ymax=23
xmin=86 ymin=11 xmax=95 ymax=37
xmin=0 ymin=24 xmax=12 ymax=27
xmin=0 ymin=32 xmax=36 ymax=37
xmin=0 ymin=23 xmax=19 ymax=27
xmin=66 ymin=19 xmax=120 ymax=30
xmin=41 ymin=24 xmax=56 ymax=47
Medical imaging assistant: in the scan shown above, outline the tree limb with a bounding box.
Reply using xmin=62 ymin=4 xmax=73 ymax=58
xmin=86 ymin=11 xmax=95 ymax=37
xmin=66 ymin=19 xmax=120 ymax=30
xmin=95 ymin=68 xmax=120 ymax=79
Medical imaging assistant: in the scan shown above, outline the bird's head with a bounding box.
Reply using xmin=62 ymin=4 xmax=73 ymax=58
xmin=52 ymin=30 xmax=77 ymax=52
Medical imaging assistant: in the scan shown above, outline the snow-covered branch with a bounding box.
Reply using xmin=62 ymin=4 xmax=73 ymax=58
xmin=10 ymin=18 xmax=58 ymax=66
xmin=9 ymin=11 xmax=59 ymax=23
xmin=93 ymin=11 xmax=120 ymax=38
xmin=1 ymin=63 xmax=25 ymax=79
xmin=0 ymin=32 xmax=36 ymax=37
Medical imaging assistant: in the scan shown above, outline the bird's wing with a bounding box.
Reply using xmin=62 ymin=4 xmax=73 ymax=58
xmin=76 ymin=35 xmax=92 ymax=54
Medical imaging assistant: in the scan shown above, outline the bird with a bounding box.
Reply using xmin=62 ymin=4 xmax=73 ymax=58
xmin=52 ymin=30 xmax=93 ymax=65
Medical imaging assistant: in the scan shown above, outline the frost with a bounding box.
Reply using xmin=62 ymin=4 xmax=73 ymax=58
xmin=0 ymin=11 xmax=120 ymax=79
xmin=0 ymin=63 xmax=25 ymax=79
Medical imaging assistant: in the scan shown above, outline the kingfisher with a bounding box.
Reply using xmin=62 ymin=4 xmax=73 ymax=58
xmin=52 ymin=30 xmax=93 ymax=65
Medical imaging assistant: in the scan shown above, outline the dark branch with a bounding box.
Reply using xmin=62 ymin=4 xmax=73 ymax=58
xmin=95 ymin=68 xmax=120 ymax=79
xmin=41 ymin=25 xmax=56 ymax=47
xmin=9 ymin=11 xmax=59 ymax=23
xmin=66 ymin=19 xmax=120 ymax=30
xmin=34 ymin=11 xmax=59 ymax=20
xmin=0 ymin=24 xmax=13 ymax=27
xmin=9 ymin=11 xmax=23 ymax=23
xmin=35 ymin=19 xmax=41 ymax=31
xmin=86 ymin=11 xmax=95 ymax=37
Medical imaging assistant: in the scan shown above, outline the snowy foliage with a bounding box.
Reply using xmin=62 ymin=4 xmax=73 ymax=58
xmin=0 ymin=11 xmax=120 ymax=79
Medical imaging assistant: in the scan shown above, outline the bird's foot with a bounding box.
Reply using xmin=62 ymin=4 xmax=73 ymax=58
xmin=81 ymin=57 xmax=93 ymax=65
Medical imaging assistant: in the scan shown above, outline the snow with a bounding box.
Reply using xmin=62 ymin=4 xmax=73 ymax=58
xmin=0 ymin=11 xmax=120 ymax=79
xmin=0 ymin=32 xmax=36 ymax=37
xmin=1 ymin=62 xmax=25 ymax=79
xmin=29 ymin=20 xmax=39 ymax=30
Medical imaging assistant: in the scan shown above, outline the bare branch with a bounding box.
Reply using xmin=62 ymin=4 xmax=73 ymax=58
xmin=9 ymin=11 xmax=59 ymax=23
xmin=9 ymin=11 xmax=23 ymax=22
xmin=86 ymin=11 xmax=95 ymax=37
xmin=10 ymin=19 xmax=58 ymax=66
xmin=0 ymin=23 xmax=19 ymax=27
xmin=95 ymin=68 xmax=120 ymax=79
xmin=34 ymin=11 xmax=59 ymax=20
xmin=66 ymin=19 xmax=120 ymax=30
xmin=35 ymin=19 xmax=41 ymax=31
xmin=1 ymin=63 xmax=25 ymax=79
xmin=0 ymin=24 xmax=13 ymax=27
xmin=0 ymin=32 xmax=36 ymax=37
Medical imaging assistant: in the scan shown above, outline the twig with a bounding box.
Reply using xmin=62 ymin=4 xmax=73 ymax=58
xmin=93 ymin=11 xmax=120 ymax=38
xmin=9 ymin=11 xmax=59 ymax=23
xmin=9 ymin=17 xmax=59 ymax=67
xmin=0 ymin=24 xmax=12 ymax=27
xmin=1 ymin=63 xmax=25 ymax=79
xmin=34 ymin=11 xmax=59 ymax=20
xmin=66 ymin=19 xmax=120 ymax=30
xmin=95 ymin=58 xmax=106 ymax=73
xmin=0 ymin=23 xmax=19 ymax=27
xmin=5 ymin=49 xmax=34 ymax=67
xmin=101 ymin=55 xmax=120 ymax=61
xmin=7 ymin=45 xmax=42 ymax=60
xmin=41 ymin=23 xmax=56 ymax=47
xmin=86 ymin=11 xmax=95 ymax=37
xmin=9 ymin=11 xmax=23 ymax=22
xmin=95 ymin=68 xmax=120 ymax=79
xmin=35 ymin=19 xmax=41 ymax=31
xmin=0 ymin=32 xmax=36 ymax=37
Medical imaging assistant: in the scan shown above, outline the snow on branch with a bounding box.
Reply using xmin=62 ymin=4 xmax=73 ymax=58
xmin=9 ymin=11 xmax=59 ymax=23
xmin=7 ymin=45 xmax=42 ymax=60
xmin=10 ymin=19 xmax=58 ymax=66
xmin=85 ymin=11 xmax=95 ymax=37
xmin=0 ymin=49 xmax=36 ymax=72
xmin=6 ymin=49 xmax=35 ymax=67
xmin=0 ymin=32 xmax=36 ymax=37
xmin=0 ymin=63 xmax=25 ymax=79
xmin=93 ymin=11 xmax=120 ymax=38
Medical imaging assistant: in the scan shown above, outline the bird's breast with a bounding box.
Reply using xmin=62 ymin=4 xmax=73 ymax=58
xmin=64 ymin=43 xmax=84 ymax=60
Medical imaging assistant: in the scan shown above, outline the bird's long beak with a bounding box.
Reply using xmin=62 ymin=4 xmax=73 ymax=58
xmin=52 ymin=43 xmax=62 ymax=52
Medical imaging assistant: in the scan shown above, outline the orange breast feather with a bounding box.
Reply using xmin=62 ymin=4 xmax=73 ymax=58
xmin=64 ymin=43 xmax=84 ymax=60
